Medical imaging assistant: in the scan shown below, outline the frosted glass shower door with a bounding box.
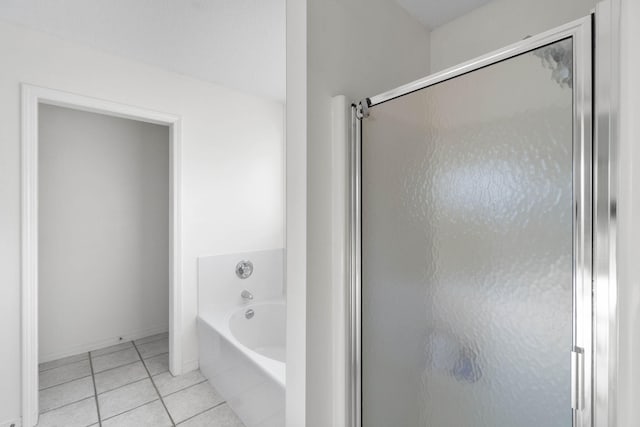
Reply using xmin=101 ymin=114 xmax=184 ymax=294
xmin=360 ymin=37 xmax=589 ymax=427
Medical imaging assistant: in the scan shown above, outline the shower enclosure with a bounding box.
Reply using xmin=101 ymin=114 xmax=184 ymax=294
xmin=349 ymin=18 xmax=594 ymax=427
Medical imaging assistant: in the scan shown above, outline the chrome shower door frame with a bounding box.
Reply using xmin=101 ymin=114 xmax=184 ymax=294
xmin=348 ymin=17 xmax=594 ymax=427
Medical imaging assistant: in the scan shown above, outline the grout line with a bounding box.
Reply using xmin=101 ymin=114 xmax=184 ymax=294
xmin=38 ymin=395 xmax=96 ymax=416
xmin=89 ymin=342 xmax=134 ymax=358
xmin=93 ymin=358 xmax=142 ymax=377
xmin=138 ymin=343 xmax=170 ymax=360
xmin=39 ymin=373 xmax=92 ymax=391
xmin=144 ymin=351 xmax=170 ymax=368
xmin=91 ymin=346 xmax=138 ymax=363
xmin=97 ymin=377 xmax=149 ymax=396
xmin=160 ymin=379 xmax=208 ymax=398
xmin=87 ymin=355 xmax=103 ymax=427
xmin=141 ymin=352 xmax=168 ymax=361
xmin=133 ymin=340 xmax=177 ymax=426
xmin=40 ymin=392 xmax=94 ymax=415
xmin=91 ymin=350 xmax=142 ymax=375
xmin=39 ymin=352 xmax=90 ymax=372
xmin=99 ymin=397 xmax=160 ymax=423
xmin=174 ymin=401 xmax=226 ymax=426
xmin=143 ymin=351 xmax=169 ymax=360
xmin=133 ymin=334 xmax=169 ymax=346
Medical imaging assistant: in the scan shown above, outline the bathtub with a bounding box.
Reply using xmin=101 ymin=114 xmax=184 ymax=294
xmin=198 ymin=299 xmax=285 ymax=427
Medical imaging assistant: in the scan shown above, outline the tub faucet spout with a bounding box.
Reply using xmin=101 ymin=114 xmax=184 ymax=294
xmin=241 ymin=290 xmax=253 ymax=300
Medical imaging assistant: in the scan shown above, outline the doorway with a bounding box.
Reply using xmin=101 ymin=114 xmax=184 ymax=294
xmin=21 ymin=85 xmax=183 ymax=427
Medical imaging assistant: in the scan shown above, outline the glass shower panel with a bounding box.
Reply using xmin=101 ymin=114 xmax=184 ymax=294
xmin=361 ymin=39 xmax=574 ymax=427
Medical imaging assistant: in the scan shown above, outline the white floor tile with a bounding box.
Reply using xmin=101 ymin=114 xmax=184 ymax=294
xmin=36 ymin=336 xmax=240 ymax=427
xmin=39 ymin=353 xmax=88 ymax=372
xmin=136 ymin=338 xmax=169 ymax=359
xmin=94 ymin=361 xmax=148 ymax=394
xmin=178 ymin=403 xmax=245 ymax=427
xmin=134 ymin=332 xmax=168 ymax=345
xmin=153 ymin=370 xmax=205 ymax=397
xmin=39 ymin=376 xmax=95 ymax=413
xmin=39 ymin=359 xmax=91 ymax=390
xmin=92 ymin=348 xmax=140 ymax=373
xmin=163 ymin=381 xmax=224 ymax=424
xmin=36 ymin=397 xmax=98 ymax=427
xmin=90 ymin=341 xmax=133 ymax=358
xmin=101 ymin=400 xmax=172 ymax=427
xmin=143 ymin=353 xmax=169 ymax=376
xmin=97 ymin=378 xmax=158 ymax=420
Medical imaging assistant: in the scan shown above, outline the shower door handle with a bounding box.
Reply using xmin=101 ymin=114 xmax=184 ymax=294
xmin=571 ymin=347 xmax=585 ymax=411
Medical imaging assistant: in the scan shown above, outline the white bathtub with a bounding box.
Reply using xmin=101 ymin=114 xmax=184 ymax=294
xmin=198 ymin=299 xmax=285 ymax=427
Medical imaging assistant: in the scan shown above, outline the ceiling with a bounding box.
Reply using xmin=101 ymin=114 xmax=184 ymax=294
xmin=0 ymin=0 xmax=286 ymax=101
xmin=0 ymin=0 xmax=494 ymax=101
xmin=395 ymin=0 xmax=493 ymax=29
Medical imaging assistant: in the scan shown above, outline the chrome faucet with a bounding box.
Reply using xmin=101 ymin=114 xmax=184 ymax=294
xmin=241 ymin=290 xmax=253 ymax=300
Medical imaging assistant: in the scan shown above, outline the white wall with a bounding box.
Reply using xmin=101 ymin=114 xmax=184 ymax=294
xmin=285 ymin=0 xmax=431 ymax=425
xmin=429 ymin=0 xmax=597 ymax=72
xmin=38 ymin=105 xmax=170 ymax=362
xmin=0 ymin=0 xmax=286 ymax=101
xmin=0 ymin=21 xmax=284 ymax=426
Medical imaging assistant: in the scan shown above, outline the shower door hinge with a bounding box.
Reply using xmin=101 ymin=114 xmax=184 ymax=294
xmin=356 ymin=98 xmax=371 ymax=120
xmin=571 ymin=346 xmax=585 ymax=411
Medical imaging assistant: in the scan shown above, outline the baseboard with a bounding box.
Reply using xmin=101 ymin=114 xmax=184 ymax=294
xmin=40 ymin=325 xmax=169 ymax=363
xmin=182 ymin=358 xmax=199 ymax=373
xmin=0 ymin=417 xmax=21 ymax=427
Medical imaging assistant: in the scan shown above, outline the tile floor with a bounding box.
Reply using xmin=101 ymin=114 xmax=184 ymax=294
xmin=37 ymin=333 xmax=245 ymax=427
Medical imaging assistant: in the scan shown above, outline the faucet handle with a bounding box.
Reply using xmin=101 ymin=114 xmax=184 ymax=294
xmin=236 ymin=260 xmax=253 ymax=279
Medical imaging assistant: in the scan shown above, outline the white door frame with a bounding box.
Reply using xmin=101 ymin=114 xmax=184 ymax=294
xmin=21 ymin=84 xmax=183 ymax=427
